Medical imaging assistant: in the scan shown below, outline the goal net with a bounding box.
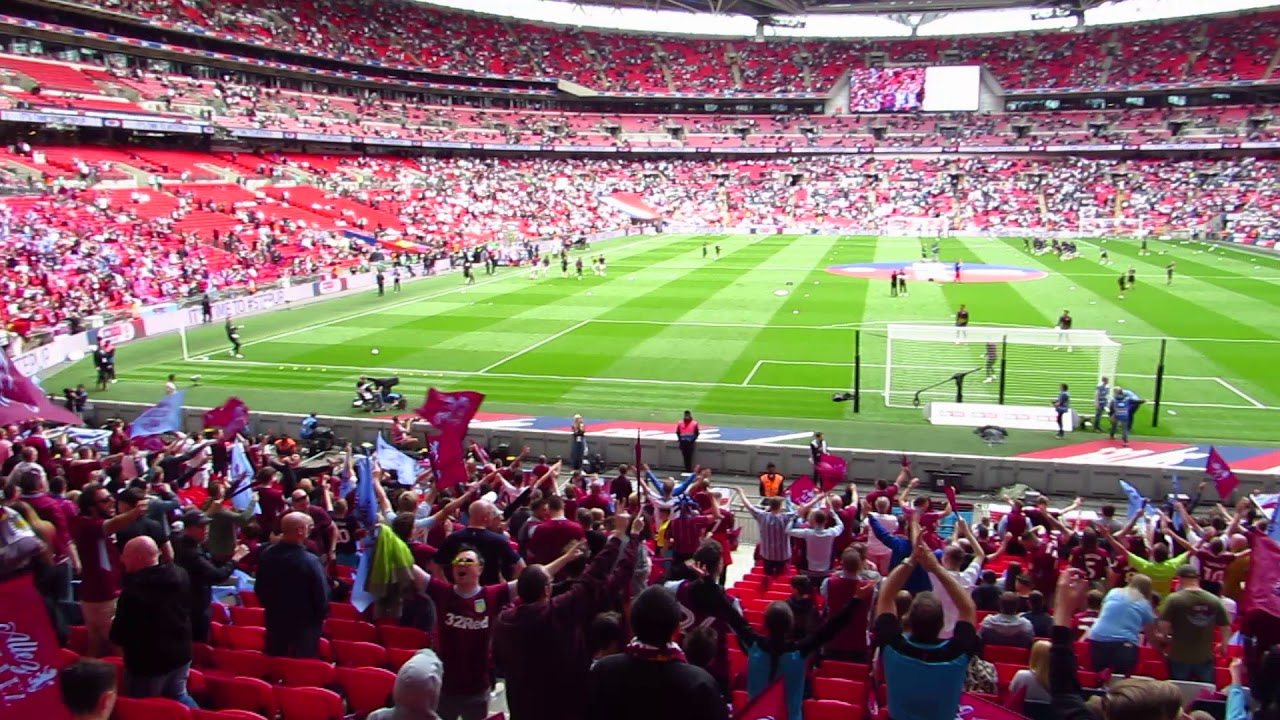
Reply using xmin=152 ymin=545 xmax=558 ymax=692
xmin=883 ymin=324 xmax=1122 ymax=408
xmin=881 ymin=217 xmax=950 ymax=238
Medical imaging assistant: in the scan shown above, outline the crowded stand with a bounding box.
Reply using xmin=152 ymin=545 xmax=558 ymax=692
xmin=39 ymin=0 xmax=1280 ymax=94
xmin=4 ymin=417 xmax=1278 ymax=720
xmin=3 ymin=150 xmax=1280 ymax=337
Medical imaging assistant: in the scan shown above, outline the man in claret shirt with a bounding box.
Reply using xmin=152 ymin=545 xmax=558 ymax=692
xmin=1068 ymin=528 xmax=1112 ymax=588
xmin=428 ymin=543 xmax=582 ymax=720
xmin=1021 ymin=530 xmax=1063 ymax=603
xmin=525 ymin=494 xmax=586 ymax=567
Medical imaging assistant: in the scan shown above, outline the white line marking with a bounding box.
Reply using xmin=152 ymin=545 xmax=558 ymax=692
xmin=1214 ymin=377 xmax=1267 ymax=408
xmin=187 ymin=356 xmax=1280 ymax=411
xmin=478 ymin=320 xmax=589 ymax=373
xmin=740 ymin=360 xmax=764 ymax=387
xmin=747 ymin=359 xmax=1219 ymax=382
xmin=236 ymin=234 xmax=670 ymax=351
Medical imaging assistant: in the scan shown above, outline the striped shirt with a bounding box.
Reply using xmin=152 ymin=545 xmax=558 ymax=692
xmin=745 ymin=505 xmax=797 ymax=562
xmin=666 ymin=513 xmax=712 ymax=555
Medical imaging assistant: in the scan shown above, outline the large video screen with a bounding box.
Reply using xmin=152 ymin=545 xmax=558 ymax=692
xmin=847 ymin=67 xmax=925 ymax=112
xmin=922 ymin=65 xmax=982 ymax=112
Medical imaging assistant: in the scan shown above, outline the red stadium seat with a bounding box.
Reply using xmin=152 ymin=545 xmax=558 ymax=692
xmin=732 ymin=690 xmax=749 ymax=713
xmin=323 ymin=618 xmax=378 ymax=643
xmin=336 ymin=666 xmax=396 ymax=715
xmin=229 ymin=606 xmax=266 ymax=627
xmin=222 ymin=626 xmax=267 ymax=653
xmin=58 ymin=647 xmax=80 ymax=668
xmin=331 ymin=640 xmax=387 ymax=668
xmin=1140 ymin=660 xmax=1170 ymax=680
xmin=210 ymin=603 xmax=231 ymax=625
xmin=377 ymin=625 xmax=431 ymax=650
xmin=804 ymin=698 xmax=865 ymax=720
xmin=385 ymin=647 xmax=418 ymax=671
xmin=274 ymin=686 xmax=345 ymax=720
xmin=328 ymin=603 xmax=362 ymax=621
xmin=205 ymin=675 xmax=277 ymax=717
xmin=238 ymin=591 xmax=261 ymax=608
xmin=815 ymin=660 xmax=871 ymax=681
xmin=270 ymin=657 xmax=337 ymax=688
xmin=813 ymin=677 xmax=868 ymax=706
xmin=112 ymin=696 xmax=193 ymax=720
xmin=68 ymin=625 xmax=88 ymax=655
xmin=188 ymin=668 xmax=208 ymax=705
xmin=984 ymin=645 xmax=1030 ymax=666
xmin=191 ymin=710 xmax=268 ymax=720
xmin=210 ymin=648 xmax=272 ymax=680
xmin=994 ymin=663 xmax=1024 ymax=692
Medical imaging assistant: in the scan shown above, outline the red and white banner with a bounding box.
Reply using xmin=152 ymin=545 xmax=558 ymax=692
xmin=0 ymin=573 xmax=71 ymax=719
xmin=600 ymin=192 xmax=663 ymax=221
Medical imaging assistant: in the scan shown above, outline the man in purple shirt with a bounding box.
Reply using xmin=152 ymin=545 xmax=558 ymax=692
xmin=17 ymin=467 xmax=75 ymax=601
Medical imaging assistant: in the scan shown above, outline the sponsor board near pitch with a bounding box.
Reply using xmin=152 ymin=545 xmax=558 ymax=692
xmin=1021 ymin=440 xmax=1280 ymax=472
xmin=464 ymin=412 xmax=807 ymax=444
xmin=827 ymin=261 xmax=1047 ymax=284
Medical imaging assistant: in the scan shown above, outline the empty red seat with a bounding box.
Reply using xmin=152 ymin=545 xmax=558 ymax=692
xmin=331 ymin=640 xmax=386 ymax=668
xmin=323 ymin=618 xmax=378 ymax=643
xmin=222 ymin=626 xmax=267 ymax=653
xmin=815 ymin=660 xmax=871 ymax=681
xmin=984 ymin=645 xmax=1030 ymax=666
xmin=205 ymin=675 xmax=277 ymax=718
xmin=328 ymin=603 xmax=362 ymax=621
xmin=270 ymin=657 xmax=337 ymax=688
xmin=238 ymin=591 xmax=261 ymax=608
xmin=274 ymin=685 xmax=345 ymax=720
xmin=191 ymin=710 xmax=269 ymax=720
xmin=210 ymin=648 xmax=272 ymax=680
xmin=58 ymin=647 xmax=80 ymax=668
xmin=813 ymin=677 xmax=867 ymax=706
xmin=191 ymin=710 xmax=268 ymax=720
xmin=804 ymin=698 xmax=864 ymax=720
xmin=229 ymin=606 xmax=266 ymax=627
xmin=112 ymin=696 xmax=193 ymax=720
xmin=210 ymin=603 xmax=231 ymax=625
xmin=385 ymin=647 xmax=418 ymax=671
xmin=377 ymin=625 xmax=430 ymax=650
xmin=1140 ymin=659 xmax=1170 ymax=680
xmin=336 ymin=666 xmax=396 ymax=715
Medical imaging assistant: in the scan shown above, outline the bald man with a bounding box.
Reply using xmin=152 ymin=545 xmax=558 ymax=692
xmin=256 ymin=511 xmax=330 ymax=658
xmin=110 ymin=536 xmax=197 ymax=708
xmin=435 ymin=498 xmax=524 ymax=585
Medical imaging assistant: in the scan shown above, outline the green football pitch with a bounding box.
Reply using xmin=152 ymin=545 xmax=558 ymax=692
xmin=46 ymin=233 xmax=1280 ymax=456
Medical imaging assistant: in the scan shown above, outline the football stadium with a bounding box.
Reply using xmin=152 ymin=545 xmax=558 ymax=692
xmin=3 ymin=0 xmax=1280 ymax=718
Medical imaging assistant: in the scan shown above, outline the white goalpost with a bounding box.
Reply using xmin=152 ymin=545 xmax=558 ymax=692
xmin=883 ymin=324 xmax=1122 ymax=408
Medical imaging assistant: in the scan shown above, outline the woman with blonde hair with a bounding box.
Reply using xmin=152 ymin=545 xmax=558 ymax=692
xmin=1086 ymin=572 xmax=1159 ymax=675
xmin=569 ymin=414 xmax=587 ymax=471
xmin=1009 ymin=640 xmax=1053 ymax=703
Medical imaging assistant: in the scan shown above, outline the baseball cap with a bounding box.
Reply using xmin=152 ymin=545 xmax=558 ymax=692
xmin=181 ymin=510 xmax=211 ymax=527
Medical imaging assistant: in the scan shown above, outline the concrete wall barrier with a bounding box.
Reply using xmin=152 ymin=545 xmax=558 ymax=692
xmin=84 ymin=400 xmax=1277 ymax=499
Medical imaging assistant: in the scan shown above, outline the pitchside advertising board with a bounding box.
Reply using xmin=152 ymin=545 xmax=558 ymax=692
xmin=13 ymin=274 xmax=375 ymax=376
xmin=927 ymin=402 xmax=1077 ymax=432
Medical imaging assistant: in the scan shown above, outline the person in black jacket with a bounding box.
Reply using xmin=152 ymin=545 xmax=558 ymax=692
xmin=587 ymin=585 xmax=727 ymax=720
xmin=256 ymin=512 xmax=329 ymax=658
xmin=110 ymin=536 xmax=197 ymax=708
xmin=1048 ymin=567 xmax=1184 ymax=720
xmin=174 ymin=510 xmax=247 ymax=643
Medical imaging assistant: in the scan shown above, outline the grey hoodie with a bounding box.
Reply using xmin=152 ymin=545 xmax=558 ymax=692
xmin=368 ymin=649 xmax=444 ymax=720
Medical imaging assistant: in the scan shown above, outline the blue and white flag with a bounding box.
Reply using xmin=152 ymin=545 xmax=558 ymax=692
xmin=376 ymin=433 xmax=419 ymax=486
xmin=228 ymin=440 xmax=255 ymax=512
xmin=1120 ymin=479 xmax=1156 ymax=522
xmin=350 ymin=455 xmax=378 ymax=613
xmin=129 ymin=390 xmax=186 ymax=438
xmin=1269 ymin=494 xmax=1280 ymax=544
xmin=1170 ymin=475 xmax=1184 ymax=531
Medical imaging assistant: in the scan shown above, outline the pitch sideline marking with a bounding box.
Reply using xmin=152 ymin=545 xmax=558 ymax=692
xmin=478 ymin=320 xmax=590 ymax=374
xmin=232 ymin=233 xmax=676 ymax=352
xmin=1214 ymin=377 xmax=1267 ymax=409
xmin=180 ymin=356 xmax=1278 ymax=412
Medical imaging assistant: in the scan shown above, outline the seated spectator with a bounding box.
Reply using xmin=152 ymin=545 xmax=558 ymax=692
xmin=1009 ymin=640 xmax=1053 ymax=703
xmin=980 ymin=592 xmax=1035 ymax=648
xmin=1075 ymin=589 xmax=1105 ymax=636
xmin=1022 ymin=590 xmax=1053 ymax=638
xmin=972 ymin=570 xmax=1001 ymax=612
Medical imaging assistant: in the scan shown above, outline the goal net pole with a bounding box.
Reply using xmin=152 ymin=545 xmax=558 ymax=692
xmin=883 ymin=324 xmax=1122 ymax=409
